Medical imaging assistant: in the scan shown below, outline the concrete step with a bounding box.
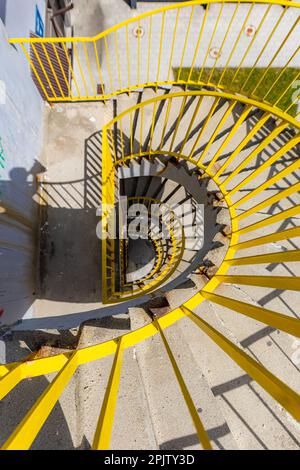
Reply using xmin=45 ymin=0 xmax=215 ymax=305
xmin=165 ymin=275 xmax=300 ymax=450
xmin=205 ymin=283 xmax=300 ymax=449
xmin=120 ymin=158 xmax=207 ymax=203
xmin=74 ymin=314 xmax=158 ymax=450
xmin=118 ymin=158 xmax=166 ymax=180
xmin=145 ymin=177 xmax=166 ymax=200
xmin=0 ymin=334 xmax=79 ymax=450
xmin=172 ymin=95 xmax=227 ymax=159
xmin=129 ymin=306 xmax=237 ymax=450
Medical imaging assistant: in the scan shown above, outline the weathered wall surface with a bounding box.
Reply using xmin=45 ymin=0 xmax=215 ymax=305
xmin=0 ymin=1 xmax=46 ymax=326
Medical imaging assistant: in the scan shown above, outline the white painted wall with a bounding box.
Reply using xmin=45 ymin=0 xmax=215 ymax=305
xmin=5 ymin=0 xmax=46 ymax=38
xmin=0 ymin=1 xmax=46 ymax=326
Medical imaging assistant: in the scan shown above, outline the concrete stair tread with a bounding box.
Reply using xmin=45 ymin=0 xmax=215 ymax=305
xmin=164 ymin=274 xmax=300 ymax=449
xmin=68 ymin=314 xmax=159 ymax=450
xmin=129 ymin=307 xmax=237 ymax=450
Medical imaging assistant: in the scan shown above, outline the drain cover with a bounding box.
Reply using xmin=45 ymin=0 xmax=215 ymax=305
xmin=133 ymin=26 xmax=145 ymax=38
xmin=245 ymin=24 xmax=256 ymax=37
xmin=209 ymin=47 xmax=221 ymax=59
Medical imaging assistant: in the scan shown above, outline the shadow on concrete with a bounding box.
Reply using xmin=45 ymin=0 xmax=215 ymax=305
xmin=211 ymin=373 xmax=300 ymax=449
xmin=38 ymin=130 xmax=103 ymax=304
xmin=0 ymin=335 xmax=76 ymax=450
xmin=0 ymin=373 xmax=75 ymax=450
xmin=159 ymin=422 xmax=232 ymax=450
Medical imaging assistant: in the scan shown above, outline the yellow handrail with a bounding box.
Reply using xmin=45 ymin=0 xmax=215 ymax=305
xmin=102 ymin=88 xmax=300 ymax=302
xmin=102 ymin=194 xmax=185 ymax=302
xmin=9 ymin=1 xmax=300 ymax=117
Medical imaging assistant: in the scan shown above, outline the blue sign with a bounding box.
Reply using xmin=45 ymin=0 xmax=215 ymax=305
xmin=35 ymin=5 xmax=44 ymax=37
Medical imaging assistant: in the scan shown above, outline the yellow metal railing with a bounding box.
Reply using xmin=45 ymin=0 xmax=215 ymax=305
xmin=101 ymin=155 xmax=185 ymax=302
xmin=121 ymin=198 xmax=183 ymax=289
xmin=2 ymin=0 xmax=300 ymax=451
xmin=101 ymin=129 xmax=116 ymax=301
xmin=102 ymin=88 xmax=300 ymax=295
xmin=9 ymin=1 xmax=300 ymax=117
xmin=1 ymin=88 xmax=300 ymax=449
xmin=101 ymin=89 xmax=300 ymax=446
xmin=0 ymin=91 xmax=300 ymax=449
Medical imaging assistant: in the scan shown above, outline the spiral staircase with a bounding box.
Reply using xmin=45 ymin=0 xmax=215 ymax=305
xmin=1 ymin=0 xmax=300 ymax=450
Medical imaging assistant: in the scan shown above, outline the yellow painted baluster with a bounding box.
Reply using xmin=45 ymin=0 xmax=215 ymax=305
xmin=207 ymin=1 xmax=240 ymax=84
xmin=31 ymin=43 xmax=57 ymax=98
xmin=126 ymin=24 xmax=131 ymax=88
xmin=73 ymin=43 xmax=89 ymax=97
xmin=93 ymin=41 xmax=105 ymax=96
xmin=198 ymin=2 xmax=224 ymax=83
xmin=181 ymin=306 xmax=300 ymax=422
xmin=62 ymin=42 xmax=81 ymax=98
xmin=2 ymin=352 xmax=79 ymax=450
xmin=206 ymin=104 xmax=253 ymax=173
xmin=154 ymin=318 xmax=212 ymax=450
xmin=231 ymin=227 xmax=300 ymax=251
xmin=214 ymin=112 xmax=271 ymax=179
xmin=92 ymin=338 xmax=124 ymax=450
xmin=187 ymin=6 xmax=209 ymax=83
xmin=177 ymin=6 xmax=195 ymax=81
xmin=114 ymin=31 xmax=122 ymax=90
xmin=198 ymin=100 xmax=236 ymax=164
xmin=221 ymin=121 xmax=289 ymax=189
xmin=200 ymin=291 xmax=300 ymax=338
xmin=234 ymin=181 xmax=300 ymax=222
xmin=229 ymin=4 xmax=272 ymax=88
xmin=218 ymin=2 xmax=255 ymax=86
xmin=51 ymin=43 xmax=72 ymax=98
xmin=215 ymin=275 xmax=300 ymax=291
xmin=156 ymin=11 xmax=166 ymax=84
xmin=235 ymin=204 xmax=300 ymax=236
xmin=189 ymin=97 xmax=220 ymax=160
xmin=41 ymin=43 xmax=64 ymax=98
xmin=167 ymin=8 xmax=180 ymax=82
xmin=20 ymin=43 xmax=50 ymax=101
xmin=83 ymin=42 xmax=97 ymax=97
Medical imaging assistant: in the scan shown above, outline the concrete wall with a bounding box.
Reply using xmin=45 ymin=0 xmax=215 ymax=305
xmin=0 ymin=0 xmax=46 ymax=326
xmin=4 ymin=0 xmax=46 ymax=37
xmin=0 ymin=0 xmax=6 ymax=24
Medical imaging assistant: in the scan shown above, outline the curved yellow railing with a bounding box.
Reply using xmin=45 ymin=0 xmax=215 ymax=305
xmin=107 ymin=196 xmax=185 ymax=301
xmin=102 ymin=89 xmax=300 ymax=294
xmin=9 ymin=1 xmax=300 ymax=117
xmin=2 ymin=0 xmax=300 ymax=451
xmin=123 ymin=198 xmax=180 ymax=287
xmin=1 ymin=89 xmax=300 ymax=450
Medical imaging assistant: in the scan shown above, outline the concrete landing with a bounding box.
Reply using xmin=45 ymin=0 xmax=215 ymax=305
xmin=34 ymin=102 xmax=113 ymax=320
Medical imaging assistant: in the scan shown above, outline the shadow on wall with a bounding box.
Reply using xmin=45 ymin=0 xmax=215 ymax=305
xmin=0 ymin=159 xmax=45 ymax=326
xmin=0 ymin=131 xmax=104 ymax=327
